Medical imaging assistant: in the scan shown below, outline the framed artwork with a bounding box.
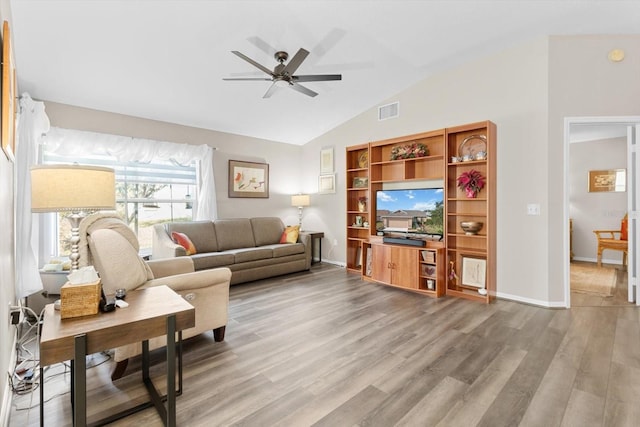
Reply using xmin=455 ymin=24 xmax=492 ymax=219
xmin=588 ymin=169 xmax=626 ymax=193
xmin=2 ymin=20 xmax=16 ymax=162
xmin=320 ymin=147 xmax=334 ymax=174
xmin=318 ymin=174 xmax=336 ymax=194
xmin=461 ymin=257 xmax=486 ymax=289
xmin=228 ymin=160 xmax=269 ymax=198
xmin=352 ymin=176 xmax=368 ymax=188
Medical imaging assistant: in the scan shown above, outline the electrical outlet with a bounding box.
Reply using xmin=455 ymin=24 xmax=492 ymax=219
xmin=9 ymin=309 xmax=20 ymax=325
xmin=527 ymin=204 xmax=540 ymax=216
xmin=333 ymin=239 xmax=338 ymax=246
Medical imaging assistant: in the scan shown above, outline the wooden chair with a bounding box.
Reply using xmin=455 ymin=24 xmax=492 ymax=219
xmin=593 ymin=214 xmax=628 ymax=269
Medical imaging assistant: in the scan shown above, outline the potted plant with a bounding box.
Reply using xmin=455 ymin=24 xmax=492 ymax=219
xmin=457 ymin=169 xmax=485 ymax=198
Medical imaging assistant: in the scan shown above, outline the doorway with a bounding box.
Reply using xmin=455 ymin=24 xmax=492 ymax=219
xmin=564 ymin=116 xmax=640 ymax=308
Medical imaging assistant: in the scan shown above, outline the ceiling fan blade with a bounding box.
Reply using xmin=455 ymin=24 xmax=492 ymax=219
xmin=293 ymin=74 xmax=342 ymax=82
xmin=289 ymin=82 xmax=318 ymax=97
xmin=230 ymin=51 xmax=274 ymax=76
xmin=263 ymin=82 xmax=279 ymax=98
xmin=282 ymin=48 xmax=309 ymax=75
xmin=223 ymin=77 xmax=272 ymax=81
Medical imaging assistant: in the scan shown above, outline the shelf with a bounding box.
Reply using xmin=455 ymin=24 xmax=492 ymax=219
xmin=448 ymin=159 xmax=486 ymax=166
xmin=447 ymin=233 xmax=486 ymax=238
xmin=347 ymin=167 xmax=368 ymax=173
xmin=446 ymin=287 xmax=488 ymax=302
xmin=446 ymin=247 xmax=486 ymax=256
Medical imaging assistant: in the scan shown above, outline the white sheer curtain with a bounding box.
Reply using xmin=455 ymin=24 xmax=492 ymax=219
xmin=42 ymin=127 xmax=217 ymax=220
xmin=15 ymin=94 xmax=50 ymax=298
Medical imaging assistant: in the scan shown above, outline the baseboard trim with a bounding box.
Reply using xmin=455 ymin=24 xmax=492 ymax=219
xmin=1 ymin=329 xmax=18 ymax=427
xmin=319 ymin=259 xmax=346 ymax=268
xmin=496 ymin=291 xmax=567 ymax=308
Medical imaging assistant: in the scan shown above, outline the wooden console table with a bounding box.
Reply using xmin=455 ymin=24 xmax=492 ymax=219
xmin=39 ymin=285 xmax=195 ymax=427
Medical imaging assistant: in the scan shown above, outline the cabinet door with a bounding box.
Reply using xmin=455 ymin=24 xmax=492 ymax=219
xmin=371 ymin=244 xmax=392 ymax=283
xmin=391 ymin=246 xmax=418 ymax=289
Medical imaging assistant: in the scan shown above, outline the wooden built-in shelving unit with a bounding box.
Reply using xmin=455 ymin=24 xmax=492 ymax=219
xmin=346 ymin=121 xmax=496 ymax=303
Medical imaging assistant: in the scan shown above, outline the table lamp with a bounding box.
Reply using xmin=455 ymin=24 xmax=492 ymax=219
xmin=31 ymin=165 xmax=116 ymax=270
xmin=291 ymin=194 xmax=310 ymax=231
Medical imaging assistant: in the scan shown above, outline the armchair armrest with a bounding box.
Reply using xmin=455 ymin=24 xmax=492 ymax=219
xmin=593 ymin=230 xmax=621 ymax=240
xmin=152 ymin=224 xmax=187 ymax=259
xmin=147 ymin=257 xmax=195 ymax=277
xmin=142 ymin=267 xmax=232 ymax=292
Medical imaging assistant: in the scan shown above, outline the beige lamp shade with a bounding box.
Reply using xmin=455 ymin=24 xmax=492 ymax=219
xmin=31 ymin=165 xmax=116 ymax=212
xmin=291 ymin=194 xmax=310 ymax=207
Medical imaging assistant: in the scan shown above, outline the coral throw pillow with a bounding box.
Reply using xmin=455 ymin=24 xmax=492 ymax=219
xmin=280 ymin=225 xmax=300 ymax=244
xmin=621 ymin=217 xmax=628 ymax=241
xmin=171 ymin=231 xmax=197 ymax=255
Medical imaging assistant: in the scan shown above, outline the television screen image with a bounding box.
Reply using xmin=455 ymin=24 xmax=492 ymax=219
xmin=376 ymin=188 xmax=444 ymax=236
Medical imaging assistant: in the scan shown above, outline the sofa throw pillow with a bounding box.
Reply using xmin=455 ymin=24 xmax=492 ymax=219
xmin=171 ymin=231 xmax=197 ymax=255
xmin=279 ymin=225 xmax=300 ymax=244
xmin=621 ymin=216 xmax=628 ymax=241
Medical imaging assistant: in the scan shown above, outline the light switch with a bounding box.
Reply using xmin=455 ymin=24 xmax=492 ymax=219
xmin=527 ymin=204 xmax=540 ymax=216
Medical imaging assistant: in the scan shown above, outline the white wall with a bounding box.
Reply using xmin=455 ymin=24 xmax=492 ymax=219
xmin=43 ymin=102 xmax=305 ymax=226
xmin=0 ymin=0 xmax=16 ymax=422
xmin=304 ymin=34 xmax=640 ymax=306
xmin=303 ymin=37 xmax=551 ymax=304
xmin=548 ymin=35 xmax=640 ymax=302
xmin=569 ymin=138 xmax=627 ymax=263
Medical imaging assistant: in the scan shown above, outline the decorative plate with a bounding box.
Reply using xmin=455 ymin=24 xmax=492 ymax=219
xmin=358 ymin=150 xmax=368 ymax=168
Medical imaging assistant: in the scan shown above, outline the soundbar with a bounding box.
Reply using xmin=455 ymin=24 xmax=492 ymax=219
xmin=382 ymin=237 xmax=426 ymax=247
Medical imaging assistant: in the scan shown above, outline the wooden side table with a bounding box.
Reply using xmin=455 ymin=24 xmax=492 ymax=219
xmin=303 ymin=231 xmax=324 ymax=264
xmin=39 ymin=285 xmax=195 ymax=427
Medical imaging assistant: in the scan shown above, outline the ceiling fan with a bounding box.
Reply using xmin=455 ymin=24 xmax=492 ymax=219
xmin=223 ymin=48 xmax=342 ymax=98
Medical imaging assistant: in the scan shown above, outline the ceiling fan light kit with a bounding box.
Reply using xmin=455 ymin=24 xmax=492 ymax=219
xmin=223 ymin=47 xmax=342 ymax=98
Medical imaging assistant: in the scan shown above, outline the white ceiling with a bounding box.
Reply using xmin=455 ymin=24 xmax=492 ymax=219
xmin=9 ymin=1 xmax=640 ymax=145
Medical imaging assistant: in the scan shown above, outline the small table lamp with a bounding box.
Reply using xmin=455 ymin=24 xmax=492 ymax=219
xmin=291 ymin=194 xmax=310 ymax=231
xmin=31 ymin=165 xmax=116 ymax=271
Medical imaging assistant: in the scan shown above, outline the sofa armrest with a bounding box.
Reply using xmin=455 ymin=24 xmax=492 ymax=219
xmin=141 ymin=267 xmax=232 ymax=292
xmin=152 ymin=224 xmax=187 ymax=259
xmin=298 ymin=232 xmax=312 ymax=269
xmin=147 ymin=257 xmax=195 ymax=278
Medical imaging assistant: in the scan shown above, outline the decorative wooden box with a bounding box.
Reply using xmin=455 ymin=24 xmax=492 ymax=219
xmin=60 ymin=279 xmax=102 ymax=319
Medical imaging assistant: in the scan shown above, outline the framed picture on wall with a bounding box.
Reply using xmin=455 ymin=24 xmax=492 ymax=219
xmin=320 ymin=147 xmax=334 ymax=174
xmin=318 ymin=174 xmax=336 ymax=194
xmin=588 ymin=169 xmax=626 ymax=192
xmin=2 ymin=20 xmax=16 ymax=162
xmin=228 ymin=160 xmax=269 ymax=198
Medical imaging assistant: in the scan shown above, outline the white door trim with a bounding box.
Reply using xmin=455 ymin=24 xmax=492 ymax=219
xmin=564 ymin=116 xmax=640 ymax=308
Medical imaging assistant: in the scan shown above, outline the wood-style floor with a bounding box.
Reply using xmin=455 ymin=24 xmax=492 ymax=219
xmin=9 ymin=263 xmax=640 ymax=426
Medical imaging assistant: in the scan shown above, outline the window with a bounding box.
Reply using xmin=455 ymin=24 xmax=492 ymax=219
xmin=43 ymin=151 xmax=197 ymax=255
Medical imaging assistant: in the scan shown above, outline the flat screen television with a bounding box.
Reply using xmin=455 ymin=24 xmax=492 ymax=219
xmin=376 ymin=188 xmax=444 ymax=237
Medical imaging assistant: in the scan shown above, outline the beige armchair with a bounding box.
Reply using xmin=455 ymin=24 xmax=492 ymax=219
xmin=79 ymin=213 xmax=231 ymax=380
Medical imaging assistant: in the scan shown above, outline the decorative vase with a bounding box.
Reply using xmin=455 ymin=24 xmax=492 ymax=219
xmin=358 ymin=200 xmax=366 ymax=212
xmin=465 ymin=188 xmax=477 ymax=198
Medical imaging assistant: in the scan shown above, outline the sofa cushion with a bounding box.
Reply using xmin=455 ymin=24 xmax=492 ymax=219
xmin=251 ymin=217 xmax=286 ymax=246
xmin=271 ymin=243 xmax=305 ymax=257
xmin=214 ymin=218 xmax=256 ymax=251
xmin=228 ymin=247 xmax=273 ymax=263
xmin=190 ymin=252 xmax=235 ymax=271
xmin=279 ymin=225 xmax=300 ymax=244
xmin=171 ymin=231 xmax=197 ymax=255
xmin=166 ymin=221 xmax=218 ymax=253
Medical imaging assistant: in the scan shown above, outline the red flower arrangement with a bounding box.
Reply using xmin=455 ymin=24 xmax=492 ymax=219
xmin=457 ymin=169 xmax=485 ymax=198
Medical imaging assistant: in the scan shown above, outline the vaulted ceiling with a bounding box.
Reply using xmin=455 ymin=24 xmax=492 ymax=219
xmin=9 ymin=1 xmax=640 ymax=145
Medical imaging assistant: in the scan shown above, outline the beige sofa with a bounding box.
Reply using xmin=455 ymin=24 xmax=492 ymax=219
xmin=152 ymin=217 xmax=311 ymax=284
xmin=79 ymin=213 xmax=231 ymax=379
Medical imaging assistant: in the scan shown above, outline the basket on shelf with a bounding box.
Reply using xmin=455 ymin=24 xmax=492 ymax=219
xmin=459 ymin=134 xmax=487 ymax=161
